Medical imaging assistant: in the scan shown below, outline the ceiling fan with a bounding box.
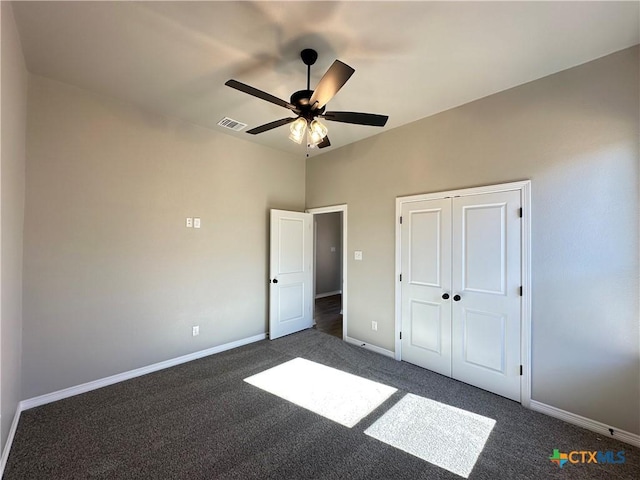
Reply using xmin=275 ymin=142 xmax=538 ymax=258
xmin=225 ymin=49 xmax=388 ymax=149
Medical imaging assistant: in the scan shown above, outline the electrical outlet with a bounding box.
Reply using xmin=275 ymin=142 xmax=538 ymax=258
xmin=192 ymin=325 xmax=199 ymax=336
xmin=186 ymin=217 xmax=193 ymax=228
xmin=371 ymin=321 xmax=378 ymax=331
xmin=355 ymin=250 xmax=363 ymax=261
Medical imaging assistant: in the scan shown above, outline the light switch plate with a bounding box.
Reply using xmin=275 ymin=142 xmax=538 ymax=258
xmin=355 ymin=251 xmax=363 ymax=261
xmin=194 ymin=217 xmax=201 ymax=229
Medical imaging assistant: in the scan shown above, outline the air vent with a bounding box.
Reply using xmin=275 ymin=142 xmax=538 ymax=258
xmin=218 ymin=117 xmax=247 ymax=132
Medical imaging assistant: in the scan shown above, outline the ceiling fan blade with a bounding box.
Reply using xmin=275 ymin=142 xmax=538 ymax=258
xmin=317 ymin=136 xmax=331 ymax=149
xmin=309 ymin=60 xmax=355 ymax=110
xmin=225 ymin=79 xmax=298 ymax=112
xmin=246 ymin=117 xmax=296 ymax=135
xmin=322 ymin=111 xmax=388 ymax=127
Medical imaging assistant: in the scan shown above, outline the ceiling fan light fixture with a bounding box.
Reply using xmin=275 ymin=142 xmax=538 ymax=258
xmin=309 ymin=119 xmax=328 ymax=139
xmin=308 ymin=129 xmax=323 ymax=147
xmin=307 ymin=118 xmax=328 ymax=147
xmin=308 ymin=136 xmax=319 ymax=148
xmin=289 ymin=117 xmax=307 ymax=144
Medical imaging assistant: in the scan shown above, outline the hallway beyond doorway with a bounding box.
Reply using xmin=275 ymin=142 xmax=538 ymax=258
xmin=314 ymin=294 xmax=342 ymax=339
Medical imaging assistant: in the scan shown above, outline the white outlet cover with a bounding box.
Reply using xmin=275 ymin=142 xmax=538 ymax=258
xmin=186 ymin=217 xmax=193 ymax=228
xmin=194 ymin=217 xmax=201 ymax=228
xmin=192 ymin=325 xmax=199 ymax=336
xmin=355 ymin=251 xmax=363 ymax=261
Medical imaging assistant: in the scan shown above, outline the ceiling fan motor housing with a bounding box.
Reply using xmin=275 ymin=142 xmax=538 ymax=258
xmin=290 ymin=89 xmax=325 ymax=118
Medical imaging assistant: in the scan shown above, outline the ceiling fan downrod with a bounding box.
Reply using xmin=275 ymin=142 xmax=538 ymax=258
xmin=300 ymin=48 xmax=318 ymax=92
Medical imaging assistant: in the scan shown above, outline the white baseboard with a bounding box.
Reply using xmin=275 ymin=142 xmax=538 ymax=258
xmin=345 ymin=336 xmax=395 ymax=359
xmin=0 ymin=405 xmax=23 ymax=478
xmin=4 ymin=335 xmax=637 ymax=478
xmin=529 ymin=400 xmax=640 ymax=448
xmin=315 ymin=290 xmax=342 ymax=299
xmin=21 ymin=333 xmax=266 ymax=411
xmin=2 ymin=333 xmax=266 ymax=477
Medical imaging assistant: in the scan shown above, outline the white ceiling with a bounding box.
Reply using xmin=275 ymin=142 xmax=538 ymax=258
xmin=12 ymin=1 xmax=640 ymax=157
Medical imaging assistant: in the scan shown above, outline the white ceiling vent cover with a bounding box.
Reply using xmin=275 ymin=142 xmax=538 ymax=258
xmin=218 ymin=117 xmax=247 ymax=132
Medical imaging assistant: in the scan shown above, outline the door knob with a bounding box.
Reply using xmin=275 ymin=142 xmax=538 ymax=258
xmin=272 ymin=279 xmax=279 ymax=284
xmin=442 ymin=293 xmax=450 ymax=300
xmin=453 ymin=294 xmax=461 ymax=301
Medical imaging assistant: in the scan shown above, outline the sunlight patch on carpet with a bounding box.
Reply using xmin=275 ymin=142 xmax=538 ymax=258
xmin=244 ymin=358 xmax=397 ymax=428
xmin=364 ymin=393 xmax=495 ymax=478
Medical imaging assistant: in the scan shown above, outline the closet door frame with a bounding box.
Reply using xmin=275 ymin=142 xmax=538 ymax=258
xmin=395 ymin=180 xmax=532 ymax=407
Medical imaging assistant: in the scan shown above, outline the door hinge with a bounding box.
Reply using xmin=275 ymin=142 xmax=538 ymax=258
xmin=518 ymin=207 xmax=523 ymax=218
xmin=520 ymin=365 xmax=523 ymax=376
xmin=400 ymin=332 xmax=402 ymax=340
xmin=399 ymin=216 xmax=403 ymax=224
xmin=399 ymin=273 xmax=402 ymax=282
xmin=519 ymin=286 xmax=523 ymax=296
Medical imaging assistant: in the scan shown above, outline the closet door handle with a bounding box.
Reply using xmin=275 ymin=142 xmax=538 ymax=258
xmin=442 ymin=293 xmax=450 ymax=300
xmin=453 ymin=294 xmax=461 ymax=302
xmin=272 ymin=278 xmax=279 ymax=284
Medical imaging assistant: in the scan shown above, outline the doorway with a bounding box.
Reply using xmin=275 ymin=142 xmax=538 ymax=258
xmin=307 ymin=205 xmax=348 ymax=340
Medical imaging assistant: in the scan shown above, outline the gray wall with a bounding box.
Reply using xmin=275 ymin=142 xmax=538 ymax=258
xmin=315 ymin=212 xmax=342 ymax=296
xmin=22 ymin=75 xmax=305 ymax=399
xmin=306 ymin=47 xmax=639 ymax=435
xmin=1 ymin=2 xmax=27 ymax=450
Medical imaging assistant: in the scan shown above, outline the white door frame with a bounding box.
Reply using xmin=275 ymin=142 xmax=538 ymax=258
xmin=395 ymin=180 xmax=532 ymax=407
xmin=306 ymin=204 xmax=348 ymax=341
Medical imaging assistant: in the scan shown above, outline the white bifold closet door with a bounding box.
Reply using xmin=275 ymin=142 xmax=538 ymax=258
xmin=401 ymin=190 xmax=522 ymax=401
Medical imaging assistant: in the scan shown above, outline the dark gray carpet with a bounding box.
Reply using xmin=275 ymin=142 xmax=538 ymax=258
xmin=4 ymin=329 xmax=638 ymax=479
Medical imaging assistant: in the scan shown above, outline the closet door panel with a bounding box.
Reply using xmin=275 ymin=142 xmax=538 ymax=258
xmin=400 ymin=199 xmax=452 ymax=376
xmin=451 ymin=191 xmax=522 ymax=401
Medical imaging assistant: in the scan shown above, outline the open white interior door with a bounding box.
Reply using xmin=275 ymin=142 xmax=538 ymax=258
xmin=269 ymin=209 xmax=313 ymax=340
